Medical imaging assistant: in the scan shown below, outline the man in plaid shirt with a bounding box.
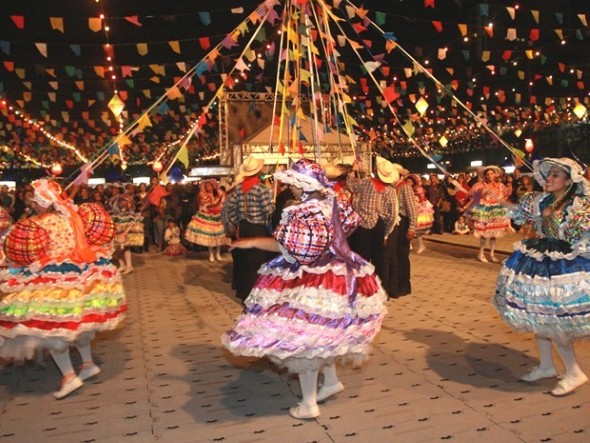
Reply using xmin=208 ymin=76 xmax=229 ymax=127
xmin=224 ymin=156 xmax=274 ymax=302
xmin=347 ymin=157 xmax=400 ymax=283
xmin=384 ymin=164 xmax=418 ymax=298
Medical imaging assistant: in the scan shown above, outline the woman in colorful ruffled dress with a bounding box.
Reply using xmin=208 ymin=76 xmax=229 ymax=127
xmin=106 ymin=184 xmax=144 ymax=274
xmin=493 ymin=158 xmax=590 ymax=396
xmin=406 ymin=174 xmax=433 ymax=254
xmin=222 ymin=159 xmax=387 ymax=420
xmin=185 ymin=179 xmax=229 ymax=262
xmin=465 ymin=165 xmax=511 ymax=262
xmin=0 ymin=179 xmax=126 ymax=399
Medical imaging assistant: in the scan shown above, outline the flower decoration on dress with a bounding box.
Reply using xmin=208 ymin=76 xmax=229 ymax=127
xmin=275 ymin=158 xmax=335 ymax=193
xmin=533 ymin=157 xmax=590 ymax=197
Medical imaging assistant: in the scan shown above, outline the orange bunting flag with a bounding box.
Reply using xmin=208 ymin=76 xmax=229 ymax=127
xmin=94 ymin=66 xmax=105 ymax=78
xmin=50 ymin=17 xmax=64 ymax=32
xmin=168 ymin=41 xmax=180 ymax=54
xmin=484 ymin=25 xmax=493 ymax=38
xmin=88 ymin=17 xmax=102 ymax=32
xmin=458 ymin=23 xmax=467 ymax=36
xmin=3 ymin=61 xmax=14 ymax=72
xmin=125 ymin=16 xmax=142 ymax=27
xmin=11 ymin=16 xmax=24 ymax=29
xmin=431 ymin=21 xmax=443 ymax=32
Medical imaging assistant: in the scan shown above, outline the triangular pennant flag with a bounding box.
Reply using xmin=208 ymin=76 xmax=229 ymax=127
xmin=35 ymin=43 xmax=48 ymax=58
xmin=176 ymin=144 xmax=189 ymax=168
xmin=125 ymin=16 xmax=142 ymax=26
xmin=137 ymin=43 xmax=148 ymax=56
xmin=531 ymin=10 xmax=539 ymax=24
xmin=11 ymin=16 xmax=24 ymax=29
xmin=50 ymin=17 xmax=64 ymax=32
xmin=168 ymin=41 xmax=180 ymax=54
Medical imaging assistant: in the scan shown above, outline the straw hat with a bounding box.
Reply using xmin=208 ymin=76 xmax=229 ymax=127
xmin=477 ymin=165 xmax=503 ymax=179
xmin=533 ymin=157 xmax=590 ymax=197
xmin=238 ymin=155 xmax=264 ymax=177
xmin=375 ymin=156 xmax=400 ymax=184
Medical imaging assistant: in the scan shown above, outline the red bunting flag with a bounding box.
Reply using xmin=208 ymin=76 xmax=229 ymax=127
xmin=148 ymin=184 xmax=170 ymax=207
xmin=199 ymin=37 xmax=211 ymax=50
xmin=432 ymin=21 xmax=443 ymax=32
xmin=502 ymin=50 xmax=512 ymax=61
xmin=125 ymin=16 xmax=142 ymax=27
xmin=558 ymin=63 xmax=565 ymax=72
xmin=360 ymin=77 xmax=369 ymax=94
xmin=278 ymin=141 xmax=285 ymax=155
xmin=529 ymin=29 xmax=539 ymax=41
xmin=11 ymin=16 xmax=24 ymax=29
xmin=383 ymin=85 xmax=400 ymax=103
xmin=424 ymin=0 xmax=435 ymax=8
xmin=298 ymin=141 xmax=305 ymax=155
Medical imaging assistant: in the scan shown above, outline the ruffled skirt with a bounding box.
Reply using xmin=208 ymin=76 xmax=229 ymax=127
xmin=468 ymin=203 xmax=510 ymax=238
xmin=0 ymin=258 xmax=127 ymax=359
xmin=222 ymin=253 xmax=387 ymax=372
xmin=113 ymin=214 xmax=144 ymax=247
xmin=493 ymin=238 xmax=590 ymax=344
xmin=185 ymin=212 xmax=229 ymax=247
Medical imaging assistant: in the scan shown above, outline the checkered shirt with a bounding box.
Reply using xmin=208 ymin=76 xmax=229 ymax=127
xmin=225 ymin=183 xmax=273 ymax=227
xmin=347 ymin=175 xmax=398 ymax=236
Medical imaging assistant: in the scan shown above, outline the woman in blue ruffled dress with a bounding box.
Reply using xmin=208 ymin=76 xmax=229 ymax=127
xmin=222 ymin=159 xmax=387 ymax=419
xmin=493 ymin=157 xmax=590 ymax=396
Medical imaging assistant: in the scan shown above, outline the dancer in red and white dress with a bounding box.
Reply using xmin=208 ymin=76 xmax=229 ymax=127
xmin=222 ymin=159 xmax=387 ymax=420
xmin=0 ymin=179 xmax=126 ymax=399
xmin=465 ymin=165 xmax=511 ymax=262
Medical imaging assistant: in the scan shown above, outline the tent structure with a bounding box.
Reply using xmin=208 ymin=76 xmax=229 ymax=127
xmin=234 ymin=115 xmax=369 ymax=168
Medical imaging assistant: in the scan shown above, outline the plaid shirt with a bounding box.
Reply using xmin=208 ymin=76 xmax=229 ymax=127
xmin=347 ymin=175 xmax=398 ymax=237
xmin=225 ymin=183 xmax=273 ymax=227
xmin=396 ymin=181 xmax=419 ymax=231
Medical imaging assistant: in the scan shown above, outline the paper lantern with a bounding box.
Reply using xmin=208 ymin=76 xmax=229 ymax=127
xmin=50 ymin=162 xmax=63 ymax=175
xmin=525 ymin=138 xmax=534 ymax=153
xmin=415 ymin=97 xmax=429 ymax=116
xmin=152 ymin=160 xmax=163 ymax=173
xmin=573 ymin=103 xmax=587 ymax=119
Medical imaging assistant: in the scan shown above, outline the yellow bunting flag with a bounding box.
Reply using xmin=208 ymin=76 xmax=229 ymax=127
xmin=166 ymin=86 xmax=182 ymax=100
xmin=402 ymin=120 xmax=415 ymax=136
xmin=176 ymin=144 xmax=189 ymax=168
xmin=137 ymin=114 xmax=152 ymax=130
xmin=107 ymin=94 xmax=125 ymax=117
xmin=137 ymin=43 xmax=148 ymax=56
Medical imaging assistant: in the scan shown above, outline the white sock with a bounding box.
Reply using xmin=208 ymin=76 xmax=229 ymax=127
xmin=554 ymin=341 xmax=585 ymax=378
xmin=298 ymin=369 xmax=319 ymax=409
xmin=536 ymin=336 xmax=555 ymax=370
xmin=49 ymin=348 xmax=75 ymax=378
xmin=322 ymin=361 xmax=339 ymax=387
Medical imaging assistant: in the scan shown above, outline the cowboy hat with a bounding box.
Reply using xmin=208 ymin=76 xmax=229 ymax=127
xmin=238 ymin=155 xmax=264 ymax=177
xmin=375 ymin=156 xmax=400 ymax=184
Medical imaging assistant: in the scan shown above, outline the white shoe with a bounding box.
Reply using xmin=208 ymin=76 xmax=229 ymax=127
xmin=216 ymin=253 xmax=223 ymax=261
xmin=53 ymin=375 xmax=83 ymax=400
xmin=416 ymin=246 xmax=426 ymax=254
xmin=289 ymin=403 xmax=320 ymax=419
xmin=79 ymin=363 xmax=101 ymax=381
xmin=208 ymin=255 xmax=215 ymax=263
xmin=317 ymin=381 xmax=345 ymax=402
xmin=520 ymin=366 xmax=557 ymax=382
xmin=551 ymin=373 xmax=588 ymax=396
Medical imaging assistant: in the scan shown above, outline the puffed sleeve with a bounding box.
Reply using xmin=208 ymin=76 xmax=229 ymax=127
xmin=77 ymin=202 xmax=116 ymax=246
xmin=3 ymin=219 xmax=50 ymax=265
xmin=509 ymin=191 xmax=544 ymax=225
xmin=274 ymin=204 xmax=334 ymax=265
xmin=564 ymin=196 xmax=590 ymax=244
xmin=335 ymin=195 xmax=361 ymax=237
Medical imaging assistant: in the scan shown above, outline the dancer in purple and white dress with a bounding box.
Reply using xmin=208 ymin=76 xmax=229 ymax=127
xmin=222 ymin=159 xmax=387 ymax=420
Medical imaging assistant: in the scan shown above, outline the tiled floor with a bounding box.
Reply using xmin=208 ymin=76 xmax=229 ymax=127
xmin=1 ymin=234 xmax=589 ymax=442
